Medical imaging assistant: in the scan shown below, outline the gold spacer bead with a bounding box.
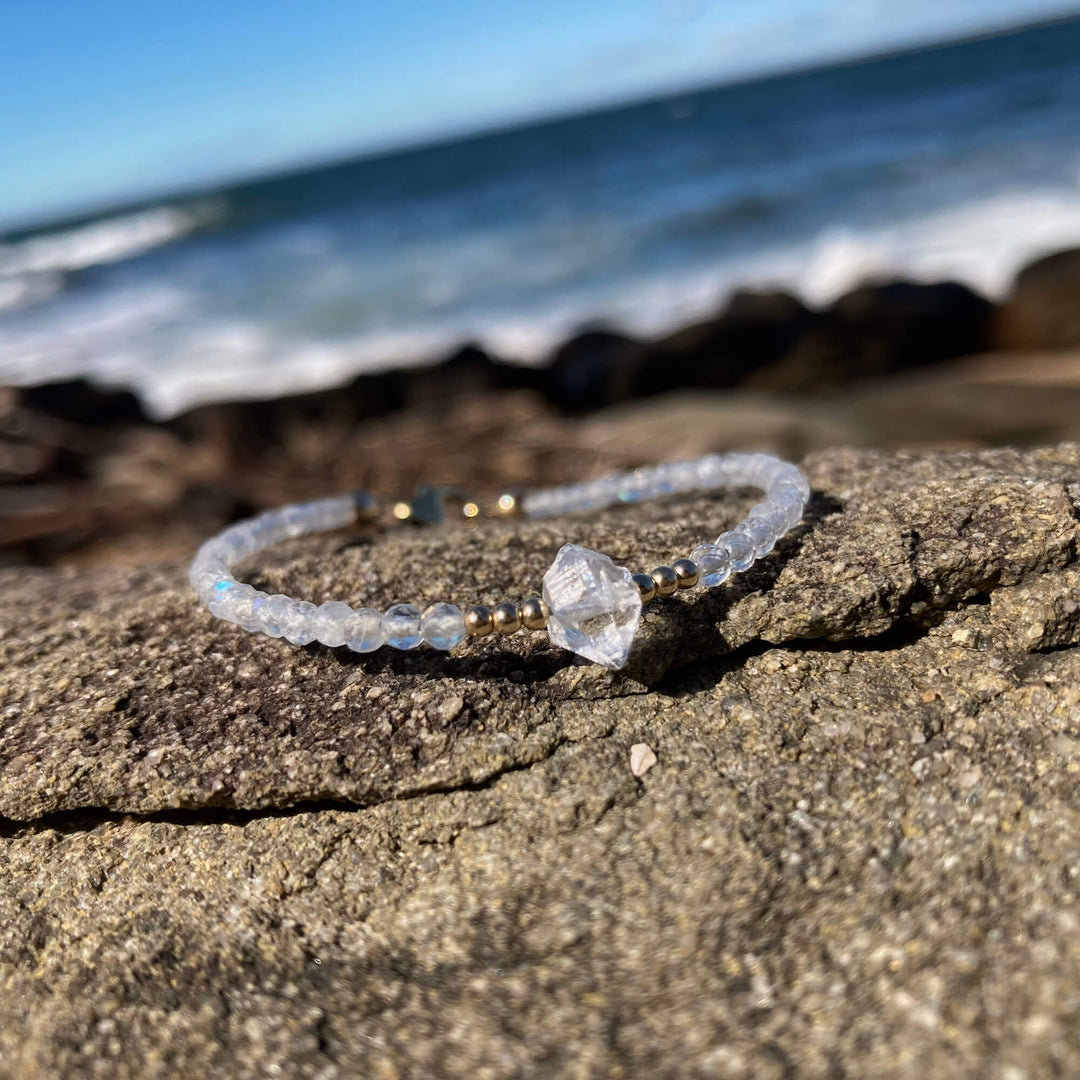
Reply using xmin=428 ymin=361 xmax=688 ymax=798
xmin=651 ymin=565 xmax=679 ymax=598
xmin=520 ymin=597 xmax=550 ymax=631
xmin=632 ymin=572 xmax=657 ymax=604
xmin=488 ymin=492 xmax=521 ymax=518
xmin=464 ymin=605 xmax=494 ymax=638
xmin=672 ymin=558 xmax=699 ymax=590
xmin=492 ymin=602 xmax=522 ymax=635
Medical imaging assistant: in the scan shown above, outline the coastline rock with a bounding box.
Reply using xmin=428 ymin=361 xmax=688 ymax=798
xmin=994 ymin=247 xmax=1080 ymax=350
xmin=544 ymin=327 xmax=644 ymax=412
xmin=755 ymin=280 xmax=993 ymax=391
xmin=637 ymin=288 xmax=815 ymax=396
xmin=2 ymin=445 xmax=1080 ymax=1075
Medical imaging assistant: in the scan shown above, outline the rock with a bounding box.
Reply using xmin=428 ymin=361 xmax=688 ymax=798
xmin=2 ymin=445 xmax=1080 ymax=1075
xmin=636 ymin=289 xmax=815 ymax=396
xmin=994 ymin=247 xmax=1080 ymax=350
xmin=629 ymin=742 xmax=657 ymax=776
xmin=18 ymin=377 xmax=149 ymax=428
xmin=754 ymin=280 xmax=994 ymax=391
xmin=543 ymin=327 xmax=643 ymax=412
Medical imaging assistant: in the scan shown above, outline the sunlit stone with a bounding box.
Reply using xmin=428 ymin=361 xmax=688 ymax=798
xmin=542 ymin=543 xmax=642 ymax=669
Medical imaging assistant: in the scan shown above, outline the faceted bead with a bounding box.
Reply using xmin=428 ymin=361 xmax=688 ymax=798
xmin=769 ymin=487 xmax=805 ymax=529
xmin=771 ymin=467 xmax=811 ymax=502
xmin=690 ymin=543 xmax=732 ymax=587
xmin=345 ymin=608 xmax=384 ymax=653
xmin=421 ymin=602 xmax=466 ymax=651
xmin=717 ymin=530 xmax=755 ymax=573
xmin=256 ymin=593 xmax=293 ymax=638
xmin=207 ymin=580 xmax=240 ymax=619
xmin=737 ymin=517 xmax=777 ymax=558
xmin=281 ymin=600 xmax=318 ymax=645
xmin=222 ymin=584 xmax=259 ymax=628
xmin=242 ymin=592 xmax=270 ymax=632
xmin=384 ymin=604 xmax=423 ymax=650
xmin=750 ymin=501 xmax=790 ymax=538
xmin=311 ymin=601 xmax=354 ymax=647
xmin=542 ymin=543 xmax=642 ymax=669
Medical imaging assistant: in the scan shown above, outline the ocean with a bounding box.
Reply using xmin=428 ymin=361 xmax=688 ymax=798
xmin=3 ymin=17 xmax=1080 ymax=419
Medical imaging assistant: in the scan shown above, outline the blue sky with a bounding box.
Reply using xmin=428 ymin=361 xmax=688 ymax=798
xmin=2 ymin=0 xmax=1077 ymax=229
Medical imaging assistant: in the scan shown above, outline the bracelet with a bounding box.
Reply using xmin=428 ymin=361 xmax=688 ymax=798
xmin=189 ymin=452 xmax=809 ymax=670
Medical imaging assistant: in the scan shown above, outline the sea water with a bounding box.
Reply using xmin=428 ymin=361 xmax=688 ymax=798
xmin=2 ymin=18 xmax=1080 ymax=418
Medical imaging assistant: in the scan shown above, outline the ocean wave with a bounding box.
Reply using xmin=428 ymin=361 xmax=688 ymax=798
xmin=2 ymin=184 xmax=1080 ymax=419
xmin=0 ymin=203 xmax=219 ymax=312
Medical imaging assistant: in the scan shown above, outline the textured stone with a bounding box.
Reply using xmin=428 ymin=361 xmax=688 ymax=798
xmin=1 ymin=445 xmax=1080 ymax=1077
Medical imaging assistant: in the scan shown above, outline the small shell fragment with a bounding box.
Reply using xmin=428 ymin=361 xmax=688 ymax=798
xmin=629 ymin=743 xmax=658 ymax=777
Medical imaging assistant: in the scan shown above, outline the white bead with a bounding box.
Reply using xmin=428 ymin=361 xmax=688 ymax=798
xmin=311 ymin=601 xmax=354 ymax=647
xmin=256 ymin=594 xmax=293 ymax=638
xmin=281 ymin=600 xmax=318 ymax=645
xmin=749 ymin=501 xmax=789 ymax=537
xmin=690 ymin=543 xmax=731 ymax=587
xmin=422 ymin=603 xmax=466 ymax=650
xmin=736 ymin=517 xmax=776 ymax=558
xmin=345 ymin=609 xmax=384 ymax=653
xmin=384 ymin=604 xmax=423 ymax=650
xmin=717 ymin=530 xmax=755 ymax=573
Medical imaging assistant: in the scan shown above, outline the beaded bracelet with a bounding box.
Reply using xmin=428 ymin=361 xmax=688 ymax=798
xmin=190 ymin=452 xmax=809 ymax=670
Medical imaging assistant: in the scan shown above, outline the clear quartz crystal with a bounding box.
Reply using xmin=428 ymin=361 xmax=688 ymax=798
xmin=421 ymin=603 xmax=466 ymax=651
xmin=345 ymin=608 xmax=384 ymax=653
xmin=311 ymin=601 xmax=354 ymax=647
xmin=383 ymin=604 xmax=423 ymax=650
xmin=542 ymin=543 xmax=642 ymax=669
xmin=690 ymin=543 xmax=732 ymax=587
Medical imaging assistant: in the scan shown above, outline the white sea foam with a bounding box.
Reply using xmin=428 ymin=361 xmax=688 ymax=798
xmin=0 ymin=204 xmax=214 ymax=291
xmin=2 ymin=184 xmax=1080 ymax=418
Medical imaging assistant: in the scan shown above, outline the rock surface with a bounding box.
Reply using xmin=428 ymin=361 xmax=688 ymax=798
xmin=2 ymin=444 xmax=1080 ymax=1077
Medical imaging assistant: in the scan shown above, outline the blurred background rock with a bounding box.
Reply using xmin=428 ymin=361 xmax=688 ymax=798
xmin=3 ymin=3 xmax=1080 ymax=566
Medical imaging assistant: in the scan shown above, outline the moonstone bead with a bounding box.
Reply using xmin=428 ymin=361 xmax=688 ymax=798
xmin=736 ymin=517 xmax=777 ymax=558
xmin=280 ymin=600 xmax=318 ymax=645
xmin=256 ymin=593 xmax=293 ymax=638
xmin=717 ymin=530 xmax=755 ymax=573
xmin=383 ymin=604 xmax=423 ymax=650
xmin=345 ymin=608 xmax=384 ymax=653
xmin=207 ymin=580 xmax=240 ymax=619
xmin=242 ymin=592 xmax=270 ymax=632
xmin=769 ymin=487 xmax=806 ymax=529
xmin=311 ymin=601 xmax=354 ymax=647
xmin=749 ymin=501 xmax=790 ymax=538
xmin=690 ymin=543 xmax=732 ymax=587
xmin=542 ymin=543 xmax=642 ymax=669
xmin=421 ymin=603 xmax=466 ymax=651
xmin=224 ymin=585 xmax=261 ymax=629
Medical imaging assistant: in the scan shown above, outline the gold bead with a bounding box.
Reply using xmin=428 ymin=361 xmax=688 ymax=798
xmin=464 ymin=605 xmax=494 ymax=638
xmin=672 ymin=558 xmax=699 ymax=589
xmin=490 ymin=492 xmax=520 ymax=518
xmin=520 ymin=597 xmax=550 ymax=630
xmin=492 ymin=602 xmax=522 ymax=635
xmin=632 ymin=572 xmax=657 ymax=603
xmin=651 ymin=565 xmax=679 ymax=598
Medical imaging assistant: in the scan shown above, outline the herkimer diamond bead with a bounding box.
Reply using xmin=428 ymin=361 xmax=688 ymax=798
xmin=541 ymin=543 xmax=642 ymax=670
